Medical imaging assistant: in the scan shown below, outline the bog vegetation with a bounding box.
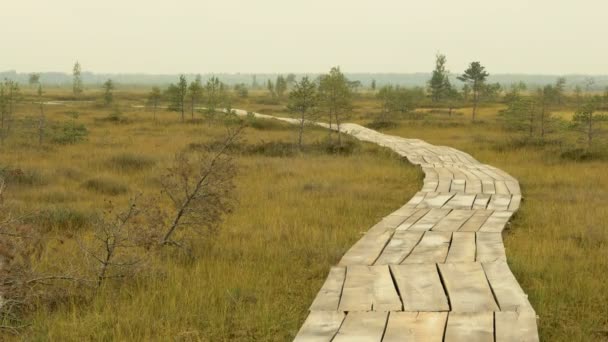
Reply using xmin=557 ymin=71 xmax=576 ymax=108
xmin=0 ymin=57 xmax=607 ymax=341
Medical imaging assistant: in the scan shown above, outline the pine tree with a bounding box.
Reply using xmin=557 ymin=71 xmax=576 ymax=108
xmin=428 ymin=53 xmax=452 ymax=103
xmin=458 ymin=62 xmax=489 ymax=122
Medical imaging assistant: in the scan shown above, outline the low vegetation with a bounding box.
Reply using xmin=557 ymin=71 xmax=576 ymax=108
xmin=0 ymin=60 xmax=606 ymax=340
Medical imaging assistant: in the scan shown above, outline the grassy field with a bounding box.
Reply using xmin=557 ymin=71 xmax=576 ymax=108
xmin=0 ymin=96 xmax=420 ymax=340
xmin=236 ymin=95 xmax=608 ymax=341
xmin=1 ymin=88 xmax=607 ymax=341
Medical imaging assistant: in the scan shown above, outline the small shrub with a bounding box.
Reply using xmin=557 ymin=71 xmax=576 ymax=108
xmin=255 ymin=97 xmax=280 ymax=105
xmin=30 ymin=206 xmax=93 ymax=231
xmin=82 ymin=177 xmax=128 ymax=195
xmin=51 ymin=122 xmax=88 ymax=144
xmin=247 ymin=118 xmax=288 ymax=130
xmin=321 ymin=138 xmax=359 ymax=155
xmin=107 ymin=153 xmax=155 ymax=171
xmin=0 ymin=167 xmax=48 ymax=187
xmin=560 ymin=147 xmax=607 ymax=161
xmin=245 ymin=141 xmax=297 ymax=157
xmin=366 ymin=120 xmax=398 ymax=130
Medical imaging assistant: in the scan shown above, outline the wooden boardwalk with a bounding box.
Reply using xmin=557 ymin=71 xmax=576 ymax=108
xmin=233 ymin=110 xmax=539 ymax=342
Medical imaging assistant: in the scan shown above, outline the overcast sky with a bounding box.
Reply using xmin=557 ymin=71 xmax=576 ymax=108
xmin=1 ymin=0 xmax=606 ymax=74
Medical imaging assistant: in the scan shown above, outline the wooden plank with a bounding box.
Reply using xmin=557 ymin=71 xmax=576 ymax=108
xmin=402 ymin=231 xmax=452 ymax=263
xmin=421 ymin=181 xmax=439 ymax=192
xmin=409 ymin=208 xmax=451 ymax=231
xmin=465 ymin=179 xmax=483 ymax=194
xmin=459 ymin=210 xmax=493 ymax=232
xmin=391 ymin=264 xmax=449 ymax=311
xmin=479 ymin=211 xmax=514 ymax=233
xmin=450 ymin=179 xmax=466 ymax=193
xmin=508 ymin=194 xmax=522 ymax=211
xmin=389 ymin=206 xmax=417 ymax=218
xmin=338 ymin=266 xmax=374 ymax=311
xmin=309 ymin=267 xmax=345 ymax=311
xmin=339 ymin=230 xmax=393 ymax=266
xmin=432 ymin=210 xmax=474 ymax=232
xmin=494 ymin=180 xmax=510 ymax=195
xmin=396 ymin=209 xmax=430 ymax=231
xmin=374 ymin=231 xmax=424 ymax=265
xmin=445 ymin=312 xmax=494 ymax=342
xmin=476 ymin=232 xmax=507 ymax=262
xmin=436 ymin=179 xmax=452 ymax=193
xmin=381 ymin=214 xmax=410 ymax=228
xmin=404 ymin=191 xmax=426 ymax=209
xmin=294 ymin=311 xmax=345 ymax=342
xmin=442 ymin=193 xmax=477 ymax=210
xmin=473 ymin=194 xmax=491 ymax=210
xmin=417 ymin=192 xmax=455 ymax=209
xmin=446 ymin=232 xmax=476 ymax=262
xmin=482 ymin=180 xmax=496 ymax=194
xmin=438 ymin=263 xmax=499 ymax=312
xmin=495 ymin=310 xmax=540 ymax=342
xmin=487 ymin=194 xmax=512 ymax=211
xmin=366 ymin=220 xmax=393 ymax=235
xmin=505 ymin=180 xmax=521 ymax=195
xmin=332 ymin=311 xmax=388 ymax=342
xmin=383 ymin=312 xmax=447 ymax=342
xmin=483 ymin=261 xmax=534 ymax=312
xmin=372 ymin=266 xmax=402 ymax=311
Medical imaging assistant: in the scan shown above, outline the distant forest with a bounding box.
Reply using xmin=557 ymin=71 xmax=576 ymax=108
xmin=1 ymin=70 xmax=607 ymax=90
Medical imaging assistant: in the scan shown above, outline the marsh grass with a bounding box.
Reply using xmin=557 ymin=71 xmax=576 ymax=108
xmin=1 ymin=89 xmax=606 ymax=341
xmin=0 ymin=95 xmax=420 ymax=340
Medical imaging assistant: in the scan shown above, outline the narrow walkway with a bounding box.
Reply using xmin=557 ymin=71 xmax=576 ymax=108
xmin=233 ymin=110 xmax=539 ymax=342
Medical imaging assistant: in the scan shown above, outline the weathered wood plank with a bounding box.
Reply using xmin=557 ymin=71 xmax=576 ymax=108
xmin=472 ymin=194 xmax=492 ymax=210
xmin=402 ymin=231 xmax=452 ymax=263
xmin=479 ymin=211 xmax=514 ymax=233
xmin=476 ymin=232 xmax=507 ymax=262
xmin=339 ymin=230 xmax=393 ymax=266
xmin=404 ymin=191 xmax=426 ymax=209
xmin=396 ymin=209 xmax=430 ymax=231
xmin=494 ymin=180 xmax=510 ymax=195
xmin=505 ymin=180 xmax=521 ymax=195
xmin=445 ymin=312 xmax=494 ymax=342
xmin=294 ymin=311 xmax=345 ymax=342
xmin=391 ymin=264 xmax=449 ymax=311
xmin=372 ymin=266 xmax=402 ymax=311
xmin=332 ymin=311 xmax=388 ymax=342
xmin=309 ymin=267 xmax=345 ymax=311
xmin=436 ymin=179 xmax=452 ymax=193
xmin=338 ymin=266 xmax=374 ymax=312
xmin=508 ymin=194 xmax=522 ymax=211
xmin=450 ymin=179 xmax=466 ymax=193
xmin=432 ymin=210 xmax=475 ymax=232
xmin=487 ymin=194 xmax=512 ymax=211
xmin=482 ymin=180 xmax=496 ymax=194
xmin=421 ymin=181 xmax=439 ymax=192
xmin=409 ymin=209 xmax=451 ymax=231
xmin=442 ymin=193 xmax=477 ymax=210
xmin=459 ymin=210 xmax=493 ymax=232
xmin=383 ymin=312 xmax=448 ymax=342
xmin=483 ymin=261 xmax=534 ymax=312
xmin=446 ymin=232 xmax=476 ymax=262
xmin=495 ymin=310 xmax=539 ymax=342
xmin=438 ymin=262 xmax=499 ymax=312
xmin=465 ymin=179 xmax=483 ymax=194
xmin=417 ymin=192 xmax=455 ymax=209
xmin=374 ymin=231 xmax=424 ymax=265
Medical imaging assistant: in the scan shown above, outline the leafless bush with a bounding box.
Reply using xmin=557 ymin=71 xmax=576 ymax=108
xmin=160 ymin=126 xmax=243 ymax=247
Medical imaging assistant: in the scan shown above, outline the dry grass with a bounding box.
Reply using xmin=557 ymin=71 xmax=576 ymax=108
xmin=0 ymin=95 xmax=420 ymax=340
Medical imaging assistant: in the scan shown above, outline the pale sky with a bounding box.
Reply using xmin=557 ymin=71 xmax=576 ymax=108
xmin=1 ymin=0 xmax=607 ymax=74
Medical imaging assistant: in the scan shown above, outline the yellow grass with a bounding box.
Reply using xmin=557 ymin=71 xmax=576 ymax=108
xmin=0 ymin=98 xmax=420 ymax=340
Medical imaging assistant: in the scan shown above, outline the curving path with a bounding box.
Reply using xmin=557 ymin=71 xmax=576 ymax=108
xmin=232 ymin=110 xmax=539 ymax=342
